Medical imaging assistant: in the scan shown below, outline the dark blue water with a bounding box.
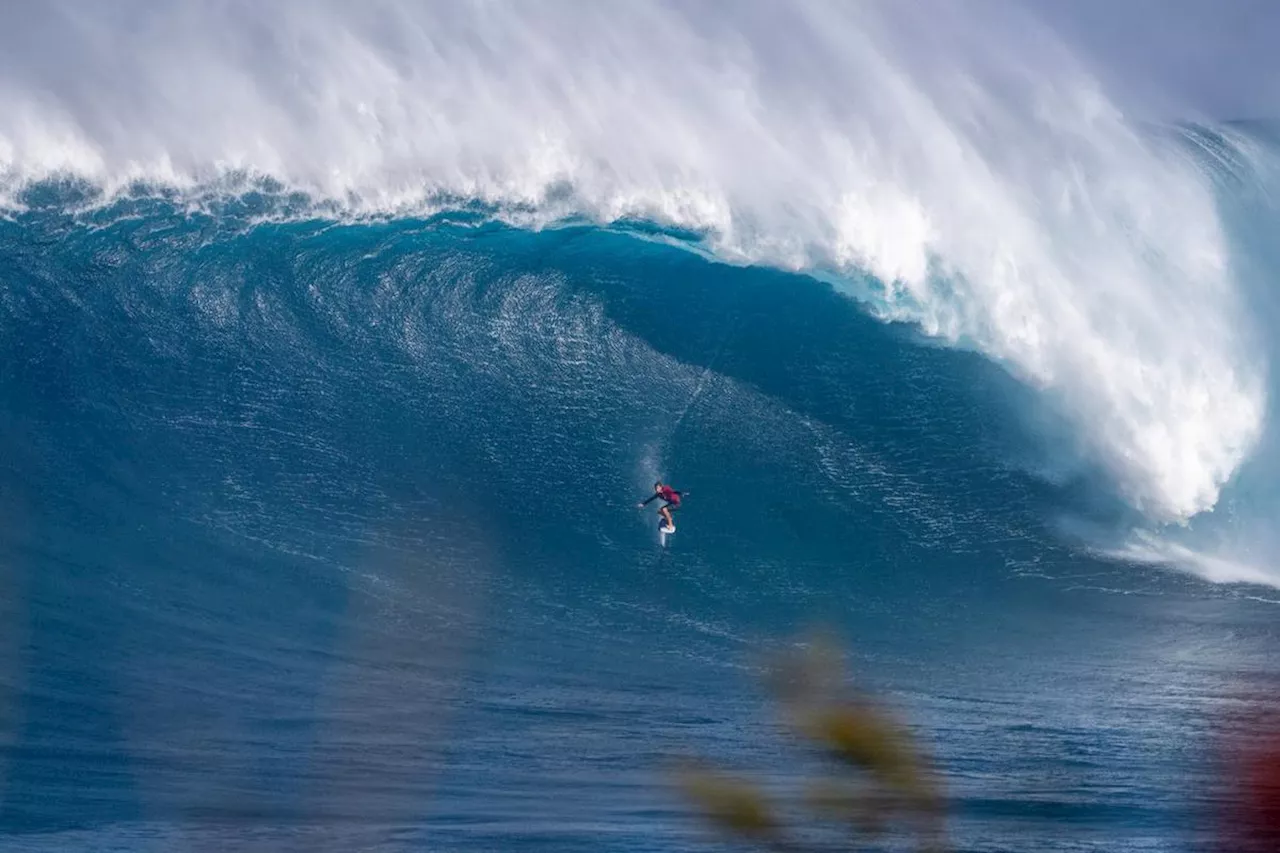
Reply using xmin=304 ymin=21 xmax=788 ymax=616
xmin=0 ymin=198 xmax=1277 ymax=852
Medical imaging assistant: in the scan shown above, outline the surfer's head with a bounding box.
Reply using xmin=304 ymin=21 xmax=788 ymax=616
xmin=654 ymin=481 xmax=663 ymax=491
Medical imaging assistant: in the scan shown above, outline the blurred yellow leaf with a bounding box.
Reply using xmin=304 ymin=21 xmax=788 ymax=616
xmin=806 ymin=707 xmax=902 ymax=769
xmin=676 ymin=765 xmax=780 ymax=841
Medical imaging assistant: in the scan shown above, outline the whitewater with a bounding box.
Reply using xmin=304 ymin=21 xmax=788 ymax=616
xmin=4 ymin=2 xmax=1280 ymax=851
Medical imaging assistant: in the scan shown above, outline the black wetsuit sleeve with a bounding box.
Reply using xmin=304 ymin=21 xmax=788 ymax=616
xmin=641 ymin=494 xmax=658 ymax=506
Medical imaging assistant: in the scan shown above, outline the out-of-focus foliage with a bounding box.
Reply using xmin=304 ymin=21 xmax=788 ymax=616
xmin=1213 ymin=694 xmax=1280 ymax=853
xmin=676 ymin=631 xmax=945 ymax=852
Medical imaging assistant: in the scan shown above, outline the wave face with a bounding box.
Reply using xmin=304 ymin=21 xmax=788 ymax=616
xmin=6 ymin=194 xmax=1277 ymax=851
xmin=0 ymin=0 xmax=1268 ymax=524
xmin=3 ymin=4 xmax=1280 ymax=851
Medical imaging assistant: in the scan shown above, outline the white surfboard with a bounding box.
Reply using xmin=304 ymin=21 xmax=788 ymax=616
xmin=659 ymin=522 xmax=675 ymax=543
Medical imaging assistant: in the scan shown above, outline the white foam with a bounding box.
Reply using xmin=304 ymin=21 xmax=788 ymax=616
xmin=0 ymin=0 xmax=1265 ymax=522
xmin=1108 ymin=531 xmax=1280 ymax=588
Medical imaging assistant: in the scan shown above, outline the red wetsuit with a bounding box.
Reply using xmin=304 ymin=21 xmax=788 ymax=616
xmin=643 ymin=486 xmax=683 ymax=510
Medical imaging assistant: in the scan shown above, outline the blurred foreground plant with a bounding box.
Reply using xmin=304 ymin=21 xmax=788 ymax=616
xmin=675 ymin=632 xmax=945 ymax=852
xmin=1213 ymin=693 xmax=1280 ymax=853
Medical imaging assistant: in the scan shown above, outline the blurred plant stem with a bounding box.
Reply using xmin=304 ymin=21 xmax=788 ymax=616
xmin=676 ymin=629 xmax=946 ymax=852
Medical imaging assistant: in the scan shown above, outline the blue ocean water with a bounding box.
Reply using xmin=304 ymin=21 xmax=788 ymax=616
xmin=3 ymin=4 xmax=1280 ymax=851
xmin=0 ymin=185 xmax=1276 ymax=852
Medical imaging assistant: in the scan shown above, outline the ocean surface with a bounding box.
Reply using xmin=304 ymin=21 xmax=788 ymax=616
xmin=2 ymin=3 xmax=1280 ymax=851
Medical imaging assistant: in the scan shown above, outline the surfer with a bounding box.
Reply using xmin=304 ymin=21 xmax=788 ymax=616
xmin=639 ymin=481 xmax=684 ymax=532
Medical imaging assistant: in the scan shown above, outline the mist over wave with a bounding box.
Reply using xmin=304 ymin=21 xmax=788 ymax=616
xmin=0 ymin=0 xmax=1268 ymax=527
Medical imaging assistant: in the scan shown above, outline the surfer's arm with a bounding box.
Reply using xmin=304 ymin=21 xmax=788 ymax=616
xmin=639 ymin=494 xmax=658 ymax=506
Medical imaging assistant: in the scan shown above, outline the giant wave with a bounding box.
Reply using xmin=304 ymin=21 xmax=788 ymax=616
xmin=0 ymin=0 xmax=1275 ymax=576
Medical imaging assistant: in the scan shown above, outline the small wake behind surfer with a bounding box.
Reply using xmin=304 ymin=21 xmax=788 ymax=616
xmin=639 ymin=481 xmax=685 ymax=532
